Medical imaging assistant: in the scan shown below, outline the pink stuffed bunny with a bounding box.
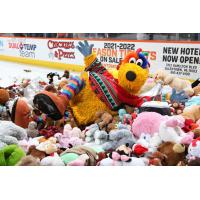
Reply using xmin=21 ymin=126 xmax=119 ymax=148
xmin=55 ymin=124 xmax=84 ymax=148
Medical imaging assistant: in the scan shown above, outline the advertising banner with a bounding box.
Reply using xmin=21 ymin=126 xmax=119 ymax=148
xmin=0 ymin=36 xmax=200 ymax=80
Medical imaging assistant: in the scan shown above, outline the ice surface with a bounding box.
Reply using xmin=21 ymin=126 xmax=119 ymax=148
xmin=0 ymin=61 xmax=80 ymax=87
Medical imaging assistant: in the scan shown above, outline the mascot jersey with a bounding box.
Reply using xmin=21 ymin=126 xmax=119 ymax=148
xmin=86 ymin=57 xmax=152 ymax=110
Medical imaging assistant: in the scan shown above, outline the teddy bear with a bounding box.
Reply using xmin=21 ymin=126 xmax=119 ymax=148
xmin=0 ymin=144 xmax=26 ymax=166
xmin=99 ymin=144 xmax=149 ymax=166
xmin=70 ymin=41 xmax=150 ymax=126
xmin=95 ymin=111 xmax=113 ymax=130
xmin=17 ymin=155 xmax=41 ymax=166
xmin=157 ymin=142 xmax=186 ymax=166
xmin=60 ymin=145 xmax=101 ymax=166
xmin=101 ymin=125 xmax=136 ymax=151
xmin=0 ymin=120 xmax=27 ymax=149
xmin=27 ymin=145 xmax=46 ymax=160
xmin=54 ymin=124 xmax=84 ymax=148
xmin=27 ymin=121 xmax=39 ymax=138
xmin=132 ymin=133 xmax=157 ymax=157
xmin=131 ymin=112 xmax=168 ymax=138
xmin=154 ymin=69 xmax=194 ymax=96
xmin=187 ymin=137 xmax=200 ymax=161
xmin=181 ymin=105 xmax=200 ymax=122
xmin=40 ymin=153 xmax=65 ymax=166
xmin=18 ymin=137 xmax=40 ymax=153
xmin=36 ymin=137 xmax=58 ymax=155
xmin=151 ymin=116 xmax=194 ymax=147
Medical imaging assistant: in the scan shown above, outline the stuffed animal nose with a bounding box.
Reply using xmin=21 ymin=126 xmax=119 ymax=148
xmin=126 ymin=71 xmax=136 ymax=81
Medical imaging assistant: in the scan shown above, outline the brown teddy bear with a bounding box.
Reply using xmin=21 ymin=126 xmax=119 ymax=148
xmin=95 ymin=111 xmax=119 ymax=132
xmin=154 ymin=69 xmax=194 ymax=96
xmin=17 ymin=155 xmax=40 ymax=166
xmin=27 ymin=145 xmax=46 ymax=160
xmin=157 ymin=142 xmax=186 ymax=166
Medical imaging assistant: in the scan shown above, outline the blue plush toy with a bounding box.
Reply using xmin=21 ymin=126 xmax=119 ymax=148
xmin=185 ymin=96 xmax=200 ymax=107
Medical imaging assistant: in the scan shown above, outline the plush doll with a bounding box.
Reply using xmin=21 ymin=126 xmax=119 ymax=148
xmin=27 ymin=145 xmax=46 ymax=160
xmin=54 ymin=124 xmax=84 ymax=148
xmin=0 ymin=88 xmax=10 ymax=105
xmin=18 ymin=137 xmax=40 ymax=153
xmin=148 ymin=151 xmax=167 ymax=166
xmin=94 ymin=111 xmax=113 ymax=130
xmin=99 ymin=144 xmax=149 ymax=166
xmin=36 ymin=137 xmax=58 ymax=154
xmin=0 ymin=105 xmax=10 ymax=120
xmin=131 ymin=112 xmax=168 ymax=138
xmin=0 ymin=144 xmax=26 ymax=166
xmin=152 ymin=116 xmax=194 ymax=146
xmin=67 ymin=154 xmax=90 ymax=166
xmin=70 ymin=41 xmax=151 ymax=126
xmin=181 ymin=105 xmax=200 ymax=122
xmin=154 ymin=69 xmax=194 ymax=96
xmin=9 ymin=97 xmax=33 ymax=128
xmin=17 ymin=155 xmax=40 ymax=166
xmin=40 ymin=153 xmax=65 ymax=166
xmin=157 ymin=142 xmax=186 ymax=166
xmin=101 ymin=126 xmax=136 ymax=151
xmin=185 ymin=96 xmax=200 ymax=107
xmin=84 ymin=123 xmax=99 ymax=143
xmin=99 ymin=156 xmax=149 ymax=166
xmin=187 ymin=137 xmax=200 ymax=160
xmin=132 ymin=133 xmax=157 ymax=157
xmin=0 ymin=120 xmax=27 ymax=149
xmin=60 ymin=145 xmax=100 ymax=166
xmin=27 ymin=121 xmax=39 ymax=138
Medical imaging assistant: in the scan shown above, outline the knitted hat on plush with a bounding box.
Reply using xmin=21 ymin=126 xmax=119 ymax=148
xmin=11 ymin=98 xmax=32 ymax=128
xmin=0 ymin=144 xmax=25 ymax=166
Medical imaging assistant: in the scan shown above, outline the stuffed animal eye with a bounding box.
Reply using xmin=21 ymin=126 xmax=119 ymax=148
xmin=129 ymin=57 xmax=136 ymax=63
xmin=136 ymin=59 xmax=143 ymax=67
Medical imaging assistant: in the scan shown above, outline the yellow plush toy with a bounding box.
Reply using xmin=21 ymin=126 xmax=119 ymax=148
xmin=70 ymin=41 xmax=150 ymax=125
xmin=154 ymin=69 xmax=194 ymax=96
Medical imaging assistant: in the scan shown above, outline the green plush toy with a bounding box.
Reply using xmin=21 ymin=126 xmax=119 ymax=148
xmin=0 ymin=144 xmax=26 ymax=166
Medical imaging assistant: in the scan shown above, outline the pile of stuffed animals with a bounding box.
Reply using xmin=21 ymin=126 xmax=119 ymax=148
xmin=1 ymin=40 xmax=200 ymax=166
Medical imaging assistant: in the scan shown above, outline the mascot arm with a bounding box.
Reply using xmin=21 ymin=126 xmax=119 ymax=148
xmin=84 ymin=53 xmax=107 ymax=74
xmin=77 ymin=40 xmax=107 ymax=74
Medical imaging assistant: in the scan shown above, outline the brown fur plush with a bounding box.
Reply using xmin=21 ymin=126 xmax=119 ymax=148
xmin=95 ymin=111 xmax=113 ymax=130
xmin=17 ymin=155 xmax=40 ymax=166
xmin=157 ymin=142 xmax=186 ymax=166
xmin=0 ymin=88 xmax=10 ymax=104
xmin=28 ymin=145 xmax=46 ymax=160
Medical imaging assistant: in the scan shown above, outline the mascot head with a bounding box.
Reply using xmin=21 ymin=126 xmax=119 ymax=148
xmin=117 ymin=49 xmax=149 ymax=94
